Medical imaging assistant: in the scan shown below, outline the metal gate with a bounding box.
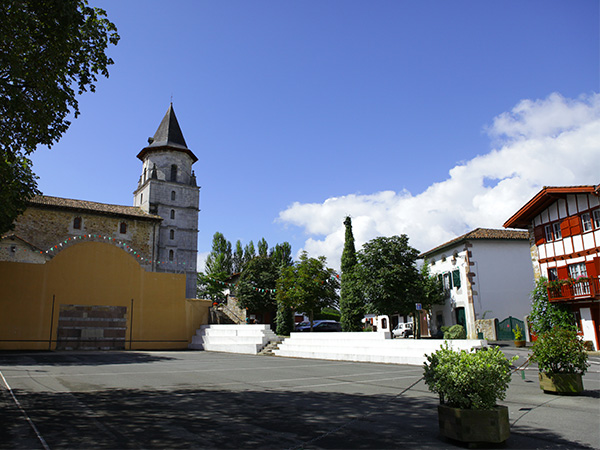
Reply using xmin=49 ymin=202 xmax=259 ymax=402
xmin=496 ymin=316 xmax=524 ymax=341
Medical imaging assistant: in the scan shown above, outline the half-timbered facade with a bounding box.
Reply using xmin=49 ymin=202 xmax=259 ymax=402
xmin=504 ymin=184 xmax=600 ymax=350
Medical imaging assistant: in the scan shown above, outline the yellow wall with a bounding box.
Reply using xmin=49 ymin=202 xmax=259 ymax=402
xmin=0 ymin=241 xmax=210 ymax=350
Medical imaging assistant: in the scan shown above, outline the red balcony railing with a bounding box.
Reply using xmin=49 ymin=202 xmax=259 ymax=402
xmin=547 ymin=277 xmax=600 ymax=302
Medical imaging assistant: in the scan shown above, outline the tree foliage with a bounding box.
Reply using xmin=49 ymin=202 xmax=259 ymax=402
xmin=275 ymin=252 xmax=339 ymax=329
xmin=0 ymin=0 xmax=119 ymax=233
xmin=528 ymin=277 xmax=575 ymax=334
xmin=236 ymin=256 xmax=279 ymax=314
xmin=339 ymin=216 xmax=364 ymax=331
xmin=204 ymin=232 xmax=232 ymax=276
xmin=418 ymin=260 xmax=445 ymax=310
xmin=356 ymin=235 xmax=421 ymax=317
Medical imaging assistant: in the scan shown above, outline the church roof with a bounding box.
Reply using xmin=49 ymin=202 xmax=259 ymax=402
xmin=419 ymin=227 xmax=529 ymax=258
xmin=29 ymin=196 xmax=162 ymax=221
xmin=137 ymin=104 xmax=198 ymax=163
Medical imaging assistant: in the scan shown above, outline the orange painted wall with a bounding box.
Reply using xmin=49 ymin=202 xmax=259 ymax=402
xmin=0 ymin=241 xmax=210 ymax=350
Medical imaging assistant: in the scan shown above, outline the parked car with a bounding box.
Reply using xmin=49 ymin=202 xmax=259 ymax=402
xmin=296 ymin=320 xmax=342 ymax=332
xmin=392 ymin=322 xmax=413 ymax=338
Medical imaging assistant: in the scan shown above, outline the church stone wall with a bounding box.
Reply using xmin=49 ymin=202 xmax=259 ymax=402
xmin=9 ymin=206 xmax=159 ymax=269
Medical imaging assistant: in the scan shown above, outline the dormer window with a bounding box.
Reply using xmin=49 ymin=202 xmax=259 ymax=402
xmin=73 ymin=217 xmax=82 ymax=230
xmin=170 ymin=164 xmax=177 ymax=182
xmin=120 ymin=222 xmax=127 ymax=234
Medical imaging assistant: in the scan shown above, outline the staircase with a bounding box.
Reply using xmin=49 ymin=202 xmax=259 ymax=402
xmin=257 ymin=337 xmax=284 ymax=356
xmin=188 ymin=324 xmax=279 ymax=354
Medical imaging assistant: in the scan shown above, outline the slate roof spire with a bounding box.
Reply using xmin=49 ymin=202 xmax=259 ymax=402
xmin=137 ymin=104 xmax=198 ymax=162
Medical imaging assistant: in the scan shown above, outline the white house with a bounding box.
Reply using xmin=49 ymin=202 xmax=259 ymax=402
xmin=419 ymin=228 xmax=535 ymax=339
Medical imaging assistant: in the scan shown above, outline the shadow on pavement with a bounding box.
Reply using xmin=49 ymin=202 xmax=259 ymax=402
xmin=0 ymin=351 xmax=175 ymax=367
xmin=1 ymin=386 xmax=594 ymax=449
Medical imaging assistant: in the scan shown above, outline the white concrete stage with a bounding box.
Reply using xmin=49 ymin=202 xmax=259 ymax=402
xmin=190 ymin=324 xmax=487 ymax=365
xmin=273 ymin=331 xmax=486 ymax=366
xmin=188 ymin=324 xmax=279 ymax=354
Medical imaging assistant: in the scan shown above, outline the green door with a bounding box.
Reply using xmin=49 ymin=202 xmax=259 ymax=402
xmin=456 ymin=307 xmax=466 ymax=329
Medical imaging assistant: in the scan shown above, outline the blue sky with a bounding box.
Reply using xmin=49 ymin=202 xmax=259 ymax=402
xmin=30 ymin=1 xmax=599 ymax=270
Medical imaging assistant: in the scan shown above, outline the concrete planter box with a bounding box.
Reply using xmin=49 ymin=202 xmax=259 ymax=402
xmin=438 ymin=404 xmax=510 ymax=444
xmin=539 ymin=372 xmax=584 ymax=394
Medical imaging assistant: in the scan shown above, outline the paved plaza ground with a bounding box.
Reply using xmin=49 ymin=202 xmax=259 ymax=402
xmin=0 ymin=346 xmax=598 ymax=449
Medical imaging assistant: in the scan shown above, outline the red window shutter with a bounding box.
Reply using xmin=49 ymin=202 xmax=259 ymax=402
xmin=557 ymin=266 xmax=569 ymax=280
xmin=533 ymin=226 xmax=545 ymax=245
xmin=587 ymin=259 xmax=598 ymax=278
xmin=595 ymin=257 xmax=600 ymax=276
xmin=569 ymin=216 xmax=582 ymax=235
xmin=560 ymin=218 xmax=571 ymax=238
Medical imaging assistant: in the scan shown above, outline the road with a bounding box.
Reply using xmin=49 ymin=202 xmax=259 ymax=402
xmin=0 ymin=347 xmax=598 ymax=449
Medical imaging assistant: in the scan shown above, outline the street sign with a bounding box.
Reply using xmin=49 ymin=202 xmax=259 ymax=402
xmin=415 ymin=303 xmax=422 ymax=311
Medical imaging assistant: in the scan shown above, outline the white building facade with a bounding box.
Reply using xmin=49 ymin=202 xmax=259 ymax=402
xmin=420 ymin=228 xmax=535 ymax=339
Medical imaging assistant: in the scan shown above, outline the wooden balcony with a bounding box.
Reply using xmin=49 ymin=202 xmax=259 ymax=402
xmin=547 ymin=277 xmax=600 ymax=302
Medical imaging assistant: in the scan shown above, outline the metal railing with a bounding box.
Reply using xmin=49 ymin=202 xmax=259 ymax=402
xmin=547 ymin=277 xmax=600 ymax=302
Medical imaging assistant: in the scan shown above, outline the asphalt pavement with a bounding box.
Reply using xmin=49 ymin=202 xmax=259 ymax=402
xmin=0 ymin=346 xmax=598 ymax=449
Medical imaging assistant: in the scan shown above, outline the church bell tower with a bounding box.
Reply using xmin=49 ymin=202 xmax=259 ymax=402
xmin=133 ymin=104 xmax=200 ymax=298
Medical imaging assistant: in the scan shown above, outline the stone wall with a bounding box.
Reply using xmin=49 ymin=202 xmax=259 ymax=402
xmin=475 ymin=318 xmax=497 ymax=341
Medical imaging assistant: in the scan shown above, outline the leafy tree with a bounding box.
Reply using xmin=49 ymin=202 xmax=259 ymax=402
xmin=204 ymin=232 xmax=232 ymax=275
xmin=243 ymin=241 xmax=256 ymax=266
xmin=339 ymin=216 xmax=364 ymax=331
xmin=196 ymin=271 xmax=228 ymax=302
xmin=257 ymin=237 xmax=268 ymax=257
xmin=1 ymin=0 xmax=119 ymax=233
xmin=275 ymin=251 xmax=340 ymax=330
xmin=356 ymin=235 xmax=421 ymax=317
xmin=236 ymin=256 xmax=279 ymax=315
xmin=529 ymin=277 xmax=575 ymax=334
xmin=270 ymin=242 xmax=293 ymax=269
xmin=232 ymin=240 xmax=244 ymax=273
xmin=418 ymin=260 xmax=445 ymax=310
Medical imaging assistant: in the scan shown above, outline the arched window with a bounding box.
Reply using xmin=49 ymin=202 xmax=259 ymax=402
xmin=120 ymin=222 xmax=127 ymax=234
xmin=169 ymin=250 xmax=174 ymax=261
xmin=170 ymin=164 xmax=177 ymax=182
xmin=171 ymin=191 xmax=176 ymax=201
xmin=73 ymin=217 xmax=82 ymax=230
xmin=170 ymin=209 xmax=175 ymax=219
xmin=170 ymin=229 xmax=175 ymax=240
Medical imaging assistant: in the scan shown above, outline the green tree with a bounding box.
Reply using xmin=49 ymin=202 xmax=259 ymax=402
xmin=1 ymin=0 xmax=119 ymax=233
xmin=275 ymin=251 xmax=340 ymax=330
xmin=243 ymin=241 xmax=256 ymax=266
xmin=232 ymin=240 xmax=244 ymax=273
xmin=196 ymin=271 xmax=228 ymax=302
xmin=339 ymin=216 xmax=364 ymax=331
xmin=418 ymin=260 xmax=445 ymax=310
xmin=204 ymin=232 xmax=232 ymax=275
xmin=356 ymin=235 xmax=421 ymax=317
xmin=270 ymin=242 xmax=293 ymax=269
xmin=236 ymin=255 xmax=279 ymax=316
xmin=257 ymin=237 xmax=268 ymax=257
xmin=529 ymin=277 xmax=575 ymax=334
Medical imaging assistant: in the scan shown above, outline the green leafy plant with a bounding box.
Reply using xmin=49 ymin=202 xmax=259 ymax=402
xmin=529 ymin=278 xmax=575 ymax=334
xmin=423 ymin=345 xmax=517 ymax=410
xmin=531 ymin=328 xmax=589 ymax=375
xmin=443 ymin=324 xmax=466 ymax=339
xmin=513 ymin=324 xmax=523 ymax=341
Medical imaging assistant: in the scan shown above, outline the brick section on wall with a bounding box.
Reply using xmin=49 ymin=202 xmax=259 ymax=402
xmin=56 ymin=305 xmax=128 ymax=350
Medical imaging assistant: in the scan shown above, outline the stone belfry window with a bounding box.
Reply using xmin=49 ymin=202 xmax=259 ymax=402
xmin=170 ymin=209 xmax=175 ymax=219
xmin=170 ymin=164 xmax=177 ymax=182
xmin=169 ymin=250 xmax=174 ymax=261
xmin=171 ymin=191 xmax=176 ymax=201
xmin=73 ymin=217 xmax=82 ymax=230
xmin=120 ymin=222 xmax=127 ymax=234
xmin=170 ymin=229 xmax=175 ymax=240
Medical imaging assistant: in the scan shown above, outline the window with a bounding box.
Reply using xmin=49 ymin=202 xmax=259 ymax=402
xmin=548 ymin=267 xmax=558 ymax=281
xmin=140 ymin=193 xmax=143 ymax=204
xmin=170 ymin=229 xmax=175 ymax=240
xmin=120 ymin=222 xmax=127 ymax=234
xmin=170 ymin=209 xmax=175 ymax=220
xmin=593 ymin=209 xmax=600 ymax=228
xmin=544 ymin=224 xmax=554 ymax=242
xmin=452 ymin=269 xmax=461 ymax=289
xmin=568 ymin=262 xmax=587 ymax=279
xmin=169 ymin=250 xmax=174 ymax=261
xmin=582 ymin=213 xmax=592 ymax=232
xmin=171 ymin=191 xmax=176 ymax=201
xmin=552 ymin=222 xmax=562 ymax=240
xmin=170 ymin=164 xmax=177 ymax=182
xmin=73 ymin=217 xmax=82 ymax=230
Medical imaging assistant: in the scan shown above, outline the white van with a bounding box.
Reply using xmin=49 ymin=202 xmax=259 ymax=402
xmin=392 ymin=322 xmax=414 ymax=338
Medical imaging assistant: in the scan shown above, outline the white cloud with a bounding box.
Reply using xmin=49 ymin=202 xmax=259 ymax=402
xmin=278 ymin=92 xmax=600 ymax=269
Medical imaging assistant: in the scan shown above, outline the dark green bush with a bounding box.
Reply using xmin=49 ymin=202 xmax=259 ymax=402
xmin=531 ymin=327 xmax=589 ymax=375
xmin=444 ymin=324 xmax=466 ymax=339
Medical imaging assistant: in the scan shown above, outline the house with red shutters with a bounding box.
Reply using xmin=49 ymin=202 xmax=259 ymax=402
xmin=504 ymin=184 xmax=600 ymax=350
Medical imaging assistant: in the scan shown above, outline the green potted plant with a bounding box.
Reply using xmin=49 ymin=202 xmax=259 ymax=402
xmin=423 ymin=344 xmax=517 ymax=444
xmin=513 ymin=324 xmax=526 ymax=347
xmin=531 ymin=327 xmax=589 ymax=394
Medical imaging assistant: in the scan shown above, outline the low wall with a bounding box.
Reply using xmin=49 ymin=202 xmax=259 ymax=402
xmin=274 ymin=332 xmax=487 ymax=366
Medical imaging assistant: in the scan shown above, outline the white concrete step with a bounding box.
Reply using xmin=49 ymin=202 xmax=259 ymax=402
xmin=188 ymin=324 xmax=278 ymax=354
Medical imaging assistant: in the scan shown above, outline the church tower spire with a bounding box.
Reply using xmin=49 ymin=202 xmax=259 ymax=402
xmin=133 ymin=104 xmax=200 ymax=298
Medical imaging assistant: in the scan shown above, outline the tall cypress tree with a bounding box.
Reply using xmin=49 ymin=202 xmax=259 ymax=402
xmin=340 ymin=216 xmax=364 ymax=331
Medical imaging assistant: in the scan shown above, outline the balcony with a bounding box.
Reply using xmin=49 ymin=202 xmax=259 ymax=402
xmin=547 ymin=277 xmax=600 ymax=302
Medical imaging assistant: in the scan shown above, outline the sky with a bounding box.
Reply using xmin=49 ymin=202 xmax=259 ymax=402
xmin=29 ymin=0 xmax=600 ymax=272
